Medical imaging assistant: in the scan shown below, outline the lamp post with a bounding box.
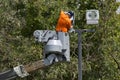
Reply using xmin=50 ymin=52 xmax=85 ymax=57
xmin=75 ymin=29 xmax=95 ymax=80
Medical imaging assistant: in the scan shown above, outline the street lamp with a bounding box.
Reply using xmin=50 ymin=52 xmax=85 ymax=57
xmin=75 ymin=29 xmax=95 ymax=80
xmin=76 ymin=9 xmax=99 ymax=80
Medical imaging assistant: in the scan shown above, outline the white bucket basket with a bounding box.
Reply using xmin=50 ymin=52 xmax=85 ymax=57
xmin=45 ymin=40 xmax=62 ymax=54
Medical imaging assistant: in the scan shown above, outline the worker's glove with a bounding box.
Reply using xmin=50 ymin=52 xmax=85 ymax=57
xmin=69 ymin=28 xmax=75 ymax=33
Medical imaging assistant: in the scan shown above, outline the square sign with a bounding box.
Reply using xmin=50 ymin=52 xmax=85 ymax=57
xmin=116 ymin=0 xmax=120 ymax=2
xmin=116 ymin=6 xmax=120 ymax=14
xmin=86 ymin=10 xmax=99 ymax=24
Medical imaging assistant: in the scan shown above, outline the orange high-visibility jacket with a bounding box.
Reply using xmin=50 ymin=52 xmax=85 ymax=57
xmin=56 ymin=11 xmax=72 ymax=32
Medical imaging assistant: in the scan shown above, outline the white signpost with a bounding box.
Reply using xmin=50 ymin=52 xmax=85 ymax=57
xmin=86 ymin=10 xmax=99 ymax=24
xmin=116 ymin=0 xmax=120 ymax=2
xmin=116 ymin=6 xmax=120 ymax=14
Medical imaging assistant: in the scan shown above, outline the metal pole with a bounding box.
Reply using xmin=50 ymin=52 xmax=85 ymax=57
xmin=0 ymin=60 xmax=46 ymax=80
xmin=78 ymin=30 xmax=82 ymax=80
xmin=0 ymin=69 xmax=17 ymax=80
xmin=75 ymin=29 xmax=95 ymax=80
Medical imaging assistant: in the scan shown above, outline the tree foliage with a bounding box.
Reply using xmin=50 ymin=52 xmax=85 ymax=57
xmin=0 ymin=0 xmax=120 ymax=80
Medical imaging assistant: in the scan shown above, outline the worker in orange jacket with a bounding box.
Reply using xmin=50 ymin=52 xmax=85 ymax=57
xmin=56 ymin=11 xmax=74 ymax=32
